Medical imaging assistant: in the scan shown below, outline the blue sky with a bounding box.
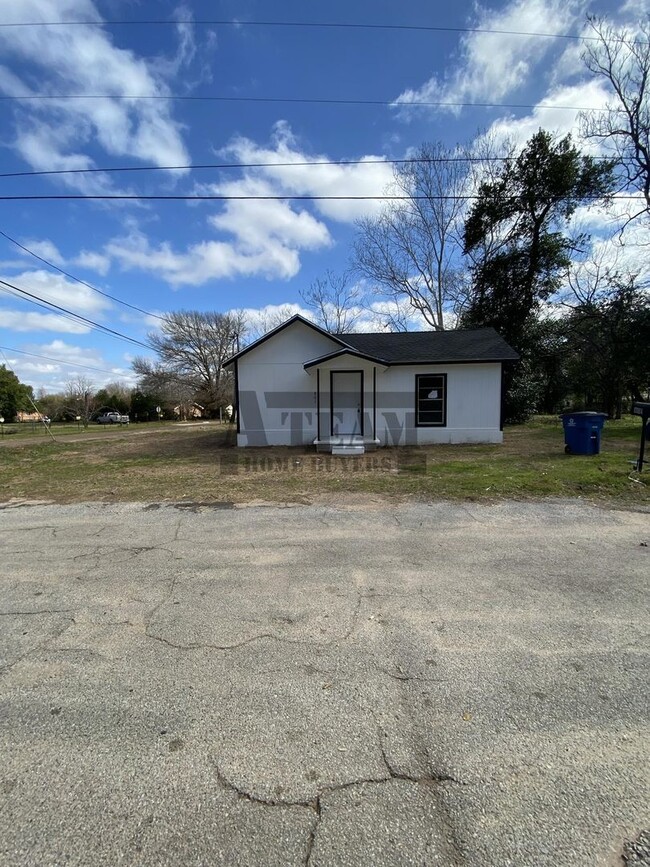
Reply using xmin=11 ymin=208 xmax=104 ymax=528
xmin=0 ymin=0 xmax=644 ymax=392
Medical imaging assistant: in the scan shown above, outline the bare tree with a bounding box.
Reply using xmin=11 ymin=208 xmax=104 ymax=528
xmin=300 ymin=271 xmax=364 ymax=332
xmin=245 ymin=304 xmax=299 ymax=340
xmin=581 ymin=17 xmax=650 ymax=228
xmin=64 ymin=375 xmax=96 ymax=425
xmin=353 ymin=142 xmax=471 ymax=330
xmin=134 ymin=310 xmax=247 ymax=414
xmin=562 ymin=243 xmax=621 ymax=308
xmin=102 ymin=381 xmax=133 ymax=403
xmin=365 ymin=298 xmax=417 ymax=332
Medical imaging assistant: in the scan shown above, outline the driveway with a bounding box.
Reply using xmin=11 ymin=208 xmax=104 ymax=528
xmin=0 ymin=499 xmax=648 ymax=866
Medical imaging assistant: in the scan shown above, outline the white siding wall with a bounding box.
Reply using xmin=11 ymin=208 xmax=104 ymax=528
xmin=236 ymin=321 xmax=340 ymax=446
xmin=377 ymin=364 xmax=503 ymax=445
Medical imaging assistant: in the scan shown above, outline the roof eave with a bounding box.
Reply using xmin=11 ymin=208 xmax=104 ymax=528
xmin=303 ymin=348 xmax=389 ymax=371
xmin=385 ymin=355 xmax=520 ymax=365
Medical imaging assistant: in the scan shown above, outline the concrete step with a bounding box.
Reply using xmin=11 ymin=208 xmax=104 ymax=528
xmin=331 ymin=445 xmax=365 ymax=456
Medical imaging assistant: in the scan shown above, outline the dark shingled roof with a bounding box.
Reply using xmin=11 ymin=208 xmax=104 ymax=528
xmin=223 ymin=315 xmax=519 ymax=367
xmin=336 ymin=327 xmax=519 ymax=364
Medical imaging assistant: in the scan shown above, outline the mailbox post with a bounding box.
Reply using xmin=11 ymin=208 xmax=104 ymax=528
xmin=632 ymin=402 xmax=650 ymax=472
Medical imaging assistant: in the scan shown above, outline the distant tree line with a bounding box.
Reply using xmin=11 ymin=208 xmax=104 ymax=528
xmin=0 ymin=370 xmax=219 ymax=426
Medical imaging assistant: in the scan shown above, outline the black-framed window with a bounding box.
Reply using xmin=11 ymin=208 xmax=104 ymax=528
xmin=415 ymin=374 xmax=447 ymax=426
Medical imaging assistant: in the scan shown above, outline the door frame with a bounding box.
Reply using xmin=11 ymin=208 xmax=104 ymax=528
xmin=329 ymin=369 xmax=364 ymax=436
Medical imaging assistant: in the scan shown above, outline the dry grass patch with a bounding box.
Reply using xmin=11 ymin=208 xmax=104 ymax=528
xmin=0 ymin=417 xmax=647 ymax=507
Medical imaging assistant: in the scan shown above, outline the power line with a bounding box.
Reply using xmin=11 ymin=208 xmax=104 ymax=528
xmin=0 ymin=94 xmax=616 ymax=113
xmin=0 ymin=18 xmax=627 ymax=44
xmin=0 ymin=230 xmax=164 ymax=321
xmin=0 ymin=282 xmax=107 ymax=334
xmin=0 ymin=344 xmax=132 ymax=376
xmin=0 ymin=278 xmax=151 ymax=350
xmin=0 ymin=280 xmax=150 ymax=349
xmin=0 ymin=157 xmax=485 ymax=180
xmin=0 ymin=154 xmax=616 ymax=182
xmin=0 ymin=194 xmax=639 ymax=202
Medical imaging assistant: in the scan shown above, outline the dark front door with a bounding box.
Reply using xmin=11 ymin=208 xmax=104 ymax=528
xmin=331 ymin=371 xmax=363 ymax=436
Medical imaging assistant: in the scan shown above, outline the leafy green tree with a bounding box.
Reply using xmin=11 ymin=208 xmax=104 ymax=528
xmin=130 ymin=390 xmax=162 ymax=422
xmin=462 ymin=130 xmax=615 ymax=421
xmin=94 ymin=384 xmax=131 ymax=415
xmin=564 ymin=277 xmax=650 ymax=417
xmin=527 ymin=317 xmax=572 ymax=414
xmin=0 ymin=365 xmax=34 ymax=422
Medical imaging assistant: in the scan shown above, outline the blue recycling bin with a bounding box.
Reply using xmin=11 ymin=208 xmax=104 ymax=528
xmin=560 ymin=411 xmax=608 ymax=455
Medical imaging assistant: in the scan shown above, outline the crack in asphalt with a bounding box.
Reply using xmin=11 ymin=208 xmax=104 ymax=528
xmin=213 ymin=745 xmax=465 ymax=867
xmin=0 ymin=609 xmax=75 ymax=616
xmin=72 ymin=544 xmax=176 ymax=566
xmin=143 ymin=626 xmax=363 ymax=653
xmin=340 ymin=590 xmax=362 ymax=642
xmin=144 ymin=585 xmax=364 ymax=652
xmin=88 ymin=525 xmax=109 ymax=538
xmin=0 ymin=525 xmax=57 ymax=534
xmin=0 ymin=615 xmax=76 ymax=674
xmin=376 ymin=666 xmax=442 ymax=683
xmin=303 ymin=796 xmax=321 ymax=866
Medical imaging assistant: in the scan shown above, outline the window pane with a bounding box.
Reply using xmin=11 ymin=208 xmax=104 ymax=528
xmin=416 ymin=374 xmax=446 ymax=426
xmin=419 ymin=410 xmax=443 ymax=424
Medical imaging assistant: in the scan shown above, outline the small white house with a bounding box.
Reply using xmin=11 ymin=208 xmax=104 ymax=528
xmin=224 ymin=315 xmax=518 ymax=453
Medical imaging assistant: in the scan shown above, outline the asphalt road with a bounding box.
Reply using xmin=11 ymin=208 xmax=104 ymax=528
xmin=1 ymin=498 xmax=648 ymax=866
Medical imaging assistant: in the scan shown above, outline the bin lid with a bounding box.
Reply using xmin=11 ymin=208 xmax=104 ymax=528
xmin=560 ymin=411 xmax=608 ymax=418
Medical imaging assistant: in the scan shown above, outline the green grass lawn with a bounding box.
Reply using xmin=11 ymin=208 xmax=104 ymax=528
xmin=0 ymin=416 xmax=647 ymax=507
xmin=0 ymin=420 xmax=176 ymax=439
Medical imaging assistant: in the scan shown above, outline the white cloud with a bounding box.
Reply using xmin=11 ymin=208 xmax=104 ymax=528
xmin=27 ymin=120 xmax=394 ymax=288
xmin=209 ymin=176 xmax=332 ymax=253
xmin=395 ymin=0 xmax=586 ymax=114
xmin=6 ymin=340 xmax=137 ymax=392
xmin=234 ymin=303 xmax=315 ymax=340
xmin=37 ymin=339 xmax=104 ymax=364
xmin=568 ymin=196 xmax=650 ymax=285
xmin=229 ymin=297 xmax=434 ymax=339
xmin=0 ymin=259 xmax=34 ymax=270
xmin=0 ymin=310 xmax=89 ymax=333
xmin=106 ymin=181 xmax=332 ymax=286
xmin=0 ymin=269 xmax=111 ymax=315
xmin=0 ymin=0 xmax=190 ymax=191
xmin=73 ymin=250 xmax=111 ymax=275
xmin=620 ymin=0 xmax=650 ymax=15
xmin=19 ymin=238 xmax=65 ymax=266
xmin=105 ymin=122 xmax=394 ymax=287
xmin=10 ymin=235 xmax=111 ymax=275
xmin=484 ymin=78 xmax=610 ymax=150
xmin=217 ymin=122 xmax=394 ymax=223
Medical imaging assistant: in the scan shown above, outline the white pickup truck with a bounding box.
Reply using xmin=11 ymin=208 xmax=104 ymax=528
xmin=96 ymin=411 xmax=130 ymax=425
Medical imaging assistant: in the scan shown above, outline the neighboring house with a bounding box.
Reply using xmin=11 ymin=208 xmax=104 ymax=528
xmin=223 ymin=315 xmax=518 ymax=453
xmin=16 ymin=411 xmax=46 ymax=422
xmin=173 ymin=402 xmax=204 ymax=420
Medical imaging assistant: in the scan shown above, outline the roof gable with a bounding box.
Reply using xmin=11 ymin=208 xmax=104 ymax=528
xmin=223 ymin=315 xmax=348 ymax=367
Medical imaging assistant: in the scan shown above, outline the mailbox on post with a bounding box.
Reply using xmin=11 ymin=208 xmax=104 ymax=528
xmin=632 ymin=402 xmax=650 ymax=472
